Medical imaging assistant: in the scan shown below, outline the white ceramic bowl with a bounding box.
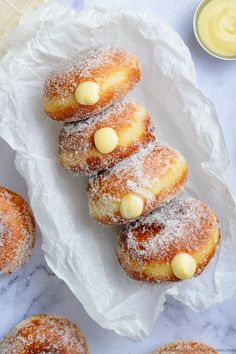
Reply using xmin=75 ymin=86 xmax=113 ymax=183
xmin=193 ymin=0 xmax=236 ymax=61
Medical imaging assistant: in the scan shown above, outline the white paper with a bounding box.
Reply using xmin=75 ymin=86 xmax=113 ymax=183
xmin=0 ymin=1 xmax=236 ymax=341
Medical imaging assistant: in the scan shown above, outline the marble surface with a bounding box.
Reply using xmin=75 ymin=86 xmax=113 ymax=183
xmin=0 ymin=0 xmax=236 ymax=353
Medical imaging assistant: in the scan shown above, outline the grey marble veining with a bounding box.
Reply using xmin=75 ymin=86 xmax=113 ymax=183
xmin=0 ymin=0 xmax=236 ymax=353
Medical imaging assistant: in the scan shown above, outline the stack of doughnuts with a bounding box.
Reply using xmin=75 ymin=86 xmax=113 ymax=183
xmin=44 ymin=45 xmax=220 ymax=284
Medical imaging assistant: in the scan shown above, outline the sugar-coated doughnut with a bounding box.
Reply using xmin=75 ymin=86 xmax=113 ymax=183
xmin=44 ymin=46 xmax=140 ymax=122
xmin=0 ymin=314 xmax=88 ymax=353
xmin=117 ymin=196 xmax=220 ymax=283
xmin=59 ymin=98 xmax=155 ymax=175
xmin=87 ymin=143 xmax=187 ymax=225
xmin=0 ymin=186 xmax=35 ymax=274
xmin=152 ymin=340 xmax=217 ymax=353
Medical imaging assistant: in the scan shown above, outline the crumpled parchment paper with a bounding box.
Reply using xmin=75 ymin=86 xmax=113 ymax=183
xmin=0 ymin=1 xmax=236 ymax=341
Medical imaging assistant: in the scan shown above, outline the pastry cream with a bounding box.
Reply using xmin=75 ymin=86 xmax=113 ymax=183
xmin=120 ymin=193 xmax=144 ymax=219
xmin=171 ymin=253 xmax=196 ymax=280
xmin=197 ymin=0 xmax=236 ymax=57
xmin=94 ymin=127 xmax=118 ymax=154
xmin=75 ymin=81 xmax=100 ymax=105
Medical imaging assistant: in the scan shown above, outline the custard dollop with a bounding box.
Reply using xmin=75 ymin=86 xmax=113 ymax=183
xmin=198 ymin=0 xmax=236 ymax=57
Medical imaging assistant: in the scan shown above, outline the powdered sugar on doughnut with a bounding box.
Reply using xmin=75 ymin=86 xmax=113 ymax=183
xmin=121 ymin=196 xmax=216 ymax=262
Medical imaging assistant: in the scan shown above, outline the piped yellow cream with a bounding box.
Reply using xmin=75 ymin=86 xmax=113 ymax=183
xmin=197 ymin=0 xmax=236 ymax=57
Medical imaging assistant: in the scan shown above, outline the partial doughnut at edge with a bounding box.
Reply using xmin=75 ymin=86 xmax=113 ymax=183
xmin=0 ymin=186 xmax=36 ymax=274
xmin=152 ymin=340 xmax=217 ymax=353
xmin=0 ymin=314 xmax=88 ymax=354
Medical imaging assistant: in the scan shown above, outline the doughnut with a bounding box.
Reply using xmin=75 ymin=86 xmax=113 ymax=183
xmin=87 ymin=143 xmax=187 ymax=225
xmin=44 ymin=46 xmax=140 ymax=122
xmin=152 ymin=340 xmax=217 ymax=353
xmin=117 ymin=196 xmax=220 ymax=283
xmin=0 ymin=314 xmax=88 ymax=353
xmin=0 ymin=186 xmax=35 ymax=274
xmin=59 ymin=98 xmax=155 ymax=175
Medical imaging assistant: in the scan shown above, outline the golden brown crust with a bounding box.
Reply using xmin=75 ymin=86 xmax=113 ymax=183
xmin=153 ymin=340 xmax=217 ymax=353
xmin=87 ymin=144 xmax=187 ymax=225
xmin=0 ymin=314 xmax=89 ymax=354
xmin=44 ymin=46 xmax=140 ymax=122
xmin=59 ymin=98 xmax=155 ymax=175
xmin=117 ymin=197 xmax=220 ymax=283
xmin=0 ymin=186 xmax=36 ymax=274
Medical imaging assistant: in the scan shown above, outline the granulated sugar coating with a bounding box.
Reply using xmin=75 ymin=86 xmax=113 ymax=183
xmin=0 ymin=219 xmax=7 ymax=247
xmin=44 ymin=46 xmax=119 ymax=100
xmin=154 ymin=340 xmax=217 ymax=354
xmin=46 ymin=46 xmax=134 ymax=84
xmin=120 ymin=196 xmax=216 ymax=263
xmin=59 ymin=97 xmax=155 ymax=175
xmin=87 ymin=143 xmax=187 ymax=225
xmin=44 ymin=45 xmax=140 ymax=121
xmin=0 ymin=186 xmax=35 ymax=274
xmin=0 ymin=314 xmax=88 ymax=354
xmin=117 ymin=196 xmax=220 ymax=283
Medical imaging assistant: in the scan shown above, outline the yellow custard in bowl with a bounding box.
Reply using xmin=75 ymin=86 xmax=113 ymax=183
xmin=194 ymin=0 xmax=236 ymax=59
